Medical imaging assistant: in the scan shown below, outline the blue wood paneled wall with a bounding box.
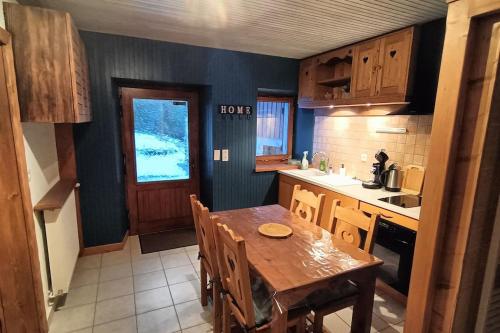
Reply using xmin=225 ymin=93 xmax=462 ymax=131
xmin=75 ymin=31 xmax=312 ymax=247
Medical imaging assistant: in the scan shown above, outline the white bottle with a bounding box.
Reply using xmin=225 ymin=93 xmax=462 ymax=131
xmin=339 ymin=163 xmax=346 ymax=176
xmin=301 ymin=151 xmax=309 ymax=170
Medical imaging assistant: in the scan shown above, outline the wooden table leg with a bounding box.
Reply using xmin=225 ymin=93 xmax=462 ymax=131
xmin=351 ymin=270 xmax=376 ymax=333
xmin=271 ymin=299 xmax=288 ymax=333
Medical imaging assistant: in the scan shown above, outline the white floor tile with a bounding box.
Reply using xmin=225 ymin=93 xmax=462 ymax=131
xmin=170 ymin=280 xmax=201 ymax=304
xmin=372 ymin=292 xmax=406 ymax=325
xmin=75 ymin=255 xmax=102 ymax=271
xmin=71 ymin=268 xmax=99 ymax=289
xmin=94 ymin=294 xmax=135 ymax=325
xmin=186 ymin=251 xmax=199 ymax=265
xmin=184 ymin=245 xmax=199 ymax=253
xmin=102 ymin=249 xmax=131 ymax=267
xmin=71 ymin=328 xmax=93 ymax=333
xmin=175 ymin=299 xmax=212 ymax=329
xmin=49 ymin=303 xmax=95 ymax=333
xmin=137 ymin=306 xmax=180 ymax=333
xmin=60 ymin=284 xmax=98 ymax=309
xmin=132 ymin=252 xmax=160 ymax=262
xmin=133 ymin=257 xmax=163 ymax=275
xmin=182 ymin=323 xmax=212 ymax=333
xmin=161 ymin=253 xmax=191 ymax=269
xmin=323 ymin=313 xmax=351 ymax=333
xmin=93 ymin=316 xmax=137 ymax=333
xmin=165 ymin=265 xmax=198 ymax=285
xmin=334 ymin=306 xmax=390 ymax=332
xmin=160 ymin=247 xmax=185 ymax=256
xmin=135 ymin=286 xmax=173 ymax=314
xmin=100 ymin=263 xmax=133 ymax=282
xmin=97 ymin=277 xmax=134 ymax=301
xmin=134 ymin=270 xmax=168 ymax=292
xmin=379 ymin=321 xmax=405 ymax=333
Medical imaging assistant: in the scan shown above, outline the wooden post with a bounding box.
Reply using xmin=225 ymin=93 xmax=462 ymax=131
xmin=0 ymin=28 xmax=48 ymax=332
xmin=406 ymin=0 xmax=500 ymax=332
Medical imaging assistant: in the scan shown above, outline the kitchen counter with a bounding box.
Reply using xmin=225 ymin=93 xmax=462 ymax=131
xmin=279 ymin=168 xmax=420 ymax=220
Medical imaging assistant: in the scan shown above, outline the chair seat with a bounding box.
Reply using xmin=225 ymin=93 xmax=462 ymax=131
xmin=251 ymin=275 xmax=309 ymax=328
xmin=307 ymin=280 xmax=359 ymax=310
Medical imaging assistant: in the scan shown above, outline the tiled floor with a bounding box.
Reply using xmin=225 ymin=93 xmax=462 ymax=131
xmin=50 ymin=236 xmax=405 ymax=333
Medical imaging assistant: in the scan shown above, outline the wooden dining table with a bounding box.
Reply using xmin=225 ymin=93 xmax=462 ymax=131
xmin=213 ymin=204 xmax=383 ymax=333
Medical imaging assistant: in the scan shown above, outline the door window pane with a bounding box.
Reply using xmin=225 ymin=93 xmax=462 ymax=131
xmin=256 ymin=100 xmax=290 ymax=156
xmin=133 ymin=98 xmax=189 ymax=183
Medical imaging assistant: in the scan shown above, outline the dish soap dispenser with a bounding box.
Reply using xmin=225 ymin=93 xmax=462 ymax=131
xmin=301 ymin=151 xmax=309 ymax=170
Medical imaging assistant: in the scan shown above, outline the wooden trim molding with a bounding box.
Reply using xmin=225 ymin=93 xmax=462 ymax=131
xmin=80 ymin=231 xmax=129 ymax=256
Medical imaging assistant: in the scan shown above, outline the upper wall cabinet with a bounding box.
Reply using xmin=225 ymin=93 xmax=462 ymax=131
xmin=4 ymin=4 xmax=92 ymax=123
xmin=299 ymin=27 xmax=416 ymax=108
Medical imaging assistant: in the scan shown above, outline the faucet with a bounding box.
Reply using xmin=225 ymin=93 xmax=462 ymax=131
xmin=312 ymin=151 xmax=329 ymax=173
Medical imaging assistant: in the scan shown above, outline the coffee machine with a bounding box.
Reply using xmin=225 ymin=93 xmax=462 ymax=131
xmin=362 ymin=150 xmax=389 ymax=189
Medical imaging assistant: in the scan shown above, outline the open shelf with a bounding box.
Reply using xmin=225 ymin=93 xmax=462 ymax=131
xmin=34 ymin=179 xmax=76 ymax=211
xmin=317 ymin=76 xmax=351 ymax=87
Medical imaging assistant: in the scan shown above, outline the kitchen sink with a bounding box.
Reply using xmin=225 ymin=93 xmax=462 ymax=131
xmin=286 ymin=169 xmax=361 ymax=186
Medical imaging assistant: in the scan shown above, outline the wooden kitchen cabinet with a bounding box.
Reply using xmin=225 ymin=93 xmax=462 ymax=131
xmin=298 ymin=57 xmax=316 ymax=103
xmin=4 ymin=3 xmax=92 ymax=123
xmin=351 ymin=39 xmax=380 ymax=98
xmin=298 ymin=26 xmax=417 ymax=108
xmin=375 ymin=27 xmax=415 ymax=97
xmin=352 ymin=27 xmax=415 ymax=100
xmin=359 ymin=202 xmax=418 ymax=231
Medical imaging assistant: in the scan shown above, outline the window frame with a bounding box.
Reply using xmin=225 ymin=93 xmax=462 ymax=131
xmin=255 ymin=95 xmax=295 ymax=169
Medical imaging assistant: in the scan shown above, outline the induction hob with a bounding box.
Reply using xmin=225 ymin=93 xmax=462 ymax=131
xmin=378 ymin=194 xmax=422 ymax=208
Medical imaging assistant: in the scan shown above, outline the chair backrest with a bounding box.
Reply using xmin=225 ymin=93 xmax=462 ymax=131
xmin=289 ymin=184 xmax=325 ymax=224
xmin=329 ymin=200 xmax=379 ymax=253
xmin=189 ymin=194 xmax=205 ymax=253
xmin=214 ymin=222 xmax=256 ymax=329
xmin=190 ymin=195 xmax=219 ymax=278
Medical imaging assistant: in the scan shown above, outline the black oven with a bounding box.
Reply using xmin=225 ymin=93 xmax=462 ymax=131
xmin=373 ymin=219 xmax=416 ymax=295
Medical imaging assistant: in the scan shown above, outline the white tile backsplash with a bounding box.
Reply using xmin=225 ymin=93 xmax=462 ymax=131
xmin=313 ymin=115 xmax=433 ymax=180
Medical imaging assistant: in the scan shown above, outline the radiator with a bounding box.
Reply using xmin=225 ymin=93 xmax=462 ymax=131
xmin=43 ymin=190 xmax=80 ymax=296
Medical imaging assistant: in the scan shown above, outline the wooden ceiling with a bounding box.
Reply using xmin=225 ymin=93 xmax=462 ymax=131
xmin=20 ymin=0 xmax=447 ymax=59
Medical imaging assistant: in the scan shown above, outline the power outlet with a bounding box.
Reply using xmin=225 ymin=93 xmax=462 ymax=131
xmin=222 ymin=149 xmax=229 ymax=162
xmin=361 ymin=153 xmax=368 ymax=162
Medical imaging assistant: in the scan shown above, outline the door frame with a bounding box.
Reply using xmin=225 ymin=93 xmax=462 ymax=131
xmin=120 ymin=87 xmax=200 ymax=235
xmin=406 ymin=0 xmax=500 ymax=332
xmin=0 ymin=28 xmax=48 ymax=332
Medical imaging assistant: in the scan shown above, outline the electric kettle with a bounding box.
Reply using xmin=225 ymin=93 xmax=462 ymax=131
xmin=381 ymin=163 xmax=403 ymax=192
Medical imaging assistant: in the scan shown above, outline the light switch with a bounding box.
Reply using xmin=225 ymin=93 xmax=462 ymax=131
xmin=214 ymin=149 xmax=221 ymax=161
xmin=222 ymin=149 xmax=229 ymax=162
xmin=361 ymin=153 xmax=368 ymax=162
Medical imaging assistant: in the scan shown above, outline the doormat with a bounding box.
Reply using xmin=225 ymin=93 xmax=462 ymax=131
xmin=139 ymin=228 xmax=198 ymax=254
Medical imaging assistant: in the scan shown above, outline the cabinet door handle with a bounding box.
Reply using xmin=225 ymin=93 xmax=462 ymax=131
xmin=380 ymin=213 xmax=394 ymax=219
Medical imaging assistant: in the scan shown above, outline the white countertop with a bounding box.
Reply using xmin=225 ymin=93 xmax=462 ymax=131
xmin=279 ymin=168 xmax=421 ymax=220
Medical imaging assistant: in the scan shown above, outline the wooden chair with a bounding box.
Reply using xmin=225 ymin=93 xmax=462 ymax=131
xmin=289 ymin=185 xmax=325 ymax=225
xmin=310 ymin=200 xmax=380 ymax=333
xmin=214 ymin=222 xmax=308 ymax=333
xmin=189 ymin=194 xmax=222 ymax=333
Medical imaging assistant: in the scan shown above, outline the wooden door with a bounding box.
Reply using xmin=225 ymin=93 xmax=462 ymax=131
xmin=298 ymin=57 xmax=316 ymax=102
xmin=376 ymin=28 xmax=414 ymax=97
xmin=351 ymin=39 xmax=380 ymax=98
xmin=0 ymin=29 xmax=47 ymax=332
xmin=121 ymin=87 xmax=200 ymax=235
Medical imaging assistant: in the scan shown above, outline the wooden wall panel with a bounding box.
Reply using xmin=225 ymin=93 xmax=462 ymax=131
xmin=0 ymin=31 xmax=47 ymax=332
xmin=74 ymin=31 xmax=300 ymax=246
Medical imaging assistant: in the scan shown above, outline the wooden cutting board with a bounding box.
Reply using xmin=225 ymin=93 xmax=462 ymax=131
xmin=402 ymin=165 xmax=425 ymax=195
xmin=258 ymin=223 xmax=293 ymax=238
